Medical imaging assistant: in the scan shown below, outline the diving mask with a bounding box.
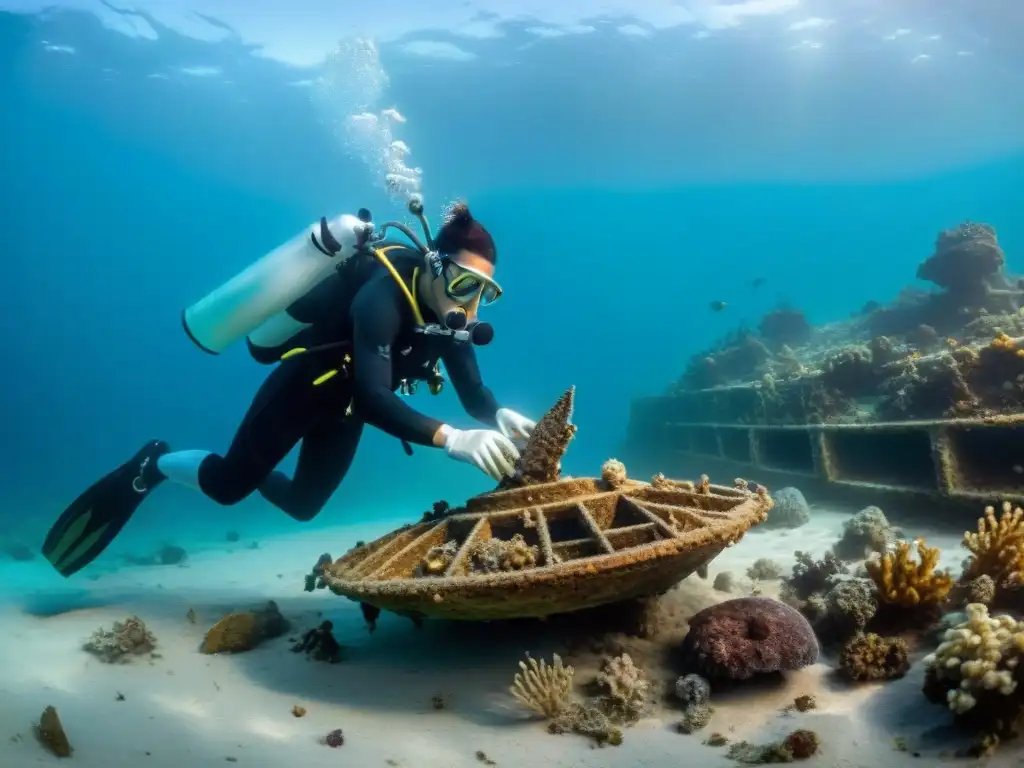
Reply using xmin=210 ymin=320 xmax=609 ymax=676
xmin=442 ymin=260 xmax=502 ymax=307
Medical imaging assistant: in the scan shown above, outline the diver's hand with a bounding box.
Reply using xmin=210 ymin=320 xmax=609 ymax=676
xmin=442 ymin=426 xmax=519 ymax=481
xmin=495 ymin=408 xmax=536 ymax=445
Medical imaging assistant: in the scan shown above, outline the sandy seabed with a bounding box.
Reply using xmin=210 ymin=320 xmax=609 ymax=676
xmin=0 ymin=507 xmax=1014 ymax=768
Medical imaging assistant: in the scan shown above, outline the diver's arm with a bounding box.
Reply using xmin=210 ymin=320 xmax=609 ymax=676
xmin=441 ymin=342 xmax=501 ymax=427
xmin=350 ymin=282 xmax=446 ymax=447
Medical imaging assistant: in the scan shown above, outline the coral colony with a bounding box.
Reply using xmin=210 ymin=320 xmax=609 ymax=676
xmin=32 ymin=221 xmax=1024 ymax=762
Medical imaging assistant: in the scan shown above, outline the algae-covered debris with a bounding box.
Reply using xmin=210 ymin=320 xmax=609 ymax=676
xmin=290 ymin=620 xmax=343 ymax=663
xmin=84 ymin=615 xmax=157 ymax=663
xmin=35 ymin=705 xmax=71 ymax=757
xmin=727 ymin=729 xmax=820 ymax=763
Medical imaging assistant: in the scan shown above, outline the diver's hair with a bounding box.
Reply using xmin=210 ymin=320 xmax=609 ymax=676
xmin=434 ymin=202 xmax=497 ymax=264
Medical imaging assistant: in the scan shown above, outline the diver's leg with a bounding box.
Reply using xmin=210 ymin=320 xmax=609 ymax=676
xmin=259 ymin=418 xmax=365 ymax=522
xmin=157 ymin=363 xmax=314 ymax=505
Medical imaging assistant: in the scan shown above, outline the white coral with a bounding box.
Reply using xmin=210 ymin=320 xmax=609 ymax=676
xmin=922 ymin=603 xmax=1024 ymax=714
xmin=597 ymin=653 xmax=649 ymax=723
xmin=509 ymin=653 xmax=574 ymax=718
xmin=83 ymin=616 xmax=157 ymax=663
xmin=600 ymin=458 xmax=628 ymax=489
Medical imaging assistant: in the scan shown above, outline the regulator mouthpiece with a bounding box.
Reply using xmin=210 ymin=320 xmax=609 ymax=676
xmin=444 ymin=309 xmax=467 ymax=331
xmin=468 ymin=321 xmax=494 ymax=346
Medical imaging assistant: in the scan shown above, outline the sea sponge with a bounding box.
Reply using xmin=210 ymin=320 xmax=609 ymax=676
xmin=838 ymin=633 xmax=910 ymax=682
xmin=600 ymin=458 xmax=628 ymax=489
xmin=866 ymin=537 xmax=953 ymax=608
xmin=961 ymin=502 xmax=1024 ymax=590
xmin=509 ymin=653 xmax=575 ymax=719
xmin=200 ymin=601 xmax=289 ymax=654
xmin=968 ymin=575 xmax=997 ymax=605
xmin=469 ymin=534 xmax=538 ymax=573
xmin=925 ymin=602 xmax=1019 ymax=733
xmin=595 ymin=653 xmax=649 ymax=724
xmin=679 ymin=597 xmax=819 ymax=680
xmin=83 ymin=616 xmax=157 ymax=663
xmin=833 ymin=506 xmax=898 ymax=561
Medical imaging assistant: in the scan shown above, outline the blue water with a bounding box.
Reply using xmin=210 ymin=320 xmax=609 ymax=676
xmin=1 ymin=7 xmax=1022 ymax=565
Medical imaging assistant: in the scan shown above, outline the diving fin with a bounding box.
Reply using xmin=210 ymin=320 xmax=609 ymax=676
xmin=42 ymin=440 xmax=170 ymax=578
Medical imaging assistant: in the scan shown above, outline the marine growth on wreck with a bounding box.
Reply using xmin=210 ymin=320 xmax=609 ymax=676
xmin=307 ymin=385 xmax=772 ymax=623
xmin=653 ymin=221 xmax=1024 ymax=426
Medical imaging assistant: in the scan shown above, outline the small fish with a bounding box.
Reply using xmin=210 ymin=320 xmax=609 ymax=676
xmin=709 ymin=300 xmax=728 ymax=312
xmin=751 ymin=277 xmax=766 ymax=289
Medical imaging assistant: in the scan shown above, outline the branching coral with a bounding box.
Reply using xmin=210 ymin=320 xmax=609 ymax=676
xmin=509 ymin=653 xmax=575 ymax=719
xmin=503 ymin=386 xmax=577 ymax=487
xmin=595 ymin=653 xmax=649 ymax=724
xmin=925 ymin=606 xmax=1019 ymax=724
xmin=962 ymin=502 xmax=1024 ymax=590
xmin=838 ymin=633 xmax=910 ymax=682
xmin=782 ymin=551 xmax=848 ymax=606
xmin=865 ymin=537 xmax=953 ymax=608
xmin=83 ymin=616 xmax=157 ymax=663
xmin=469 ymin=534 xmax=538 ymax=573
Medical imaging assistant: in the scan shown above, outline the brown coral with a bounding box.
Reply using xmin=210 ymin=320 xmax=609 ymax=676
xmin=962 ymin=502 xmax=1024 ymax=589
xmin=838 ymin=633 xmax=910 ymax=682
xmin=469 ymin=534 xmax=538 ymax=573
xmin=504 ymin=386 xmax=577 ymax=487
xmin=865 ymin=537 xmax=953 ymax=608
xmin=200 ymin=600 xmax=289 ymax=654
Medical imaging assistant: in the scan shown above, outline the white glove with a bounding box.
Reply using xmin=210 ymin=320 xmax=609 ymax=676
xmin=442 ymin=426 xmax=520 ymax=481
xmin=495 ymin=408 xmax=536 ymax=445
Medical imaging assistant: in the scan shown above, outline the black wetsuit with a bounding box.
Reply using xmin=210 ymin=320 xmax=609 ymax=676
xmin=192 ymin=245 xmax=500 ymax=521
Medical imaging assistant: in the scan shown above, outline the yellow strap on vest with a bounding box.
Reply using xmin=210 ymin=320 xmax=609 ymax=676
xmin=282 ymin=244 xmax=426 ymax=377
xmin=371 ymin=245 xmax=426 ymax=325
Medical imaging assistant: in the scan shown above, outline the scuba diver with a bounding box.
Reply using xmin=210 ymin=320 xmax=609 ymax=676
xmin=43 ymin=199 xmax=537 ymax=578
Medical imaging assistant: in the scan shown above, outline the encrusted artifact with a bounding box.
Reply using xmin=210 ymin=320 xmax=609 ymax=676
xmin=311 ymin=387 xmax=772 ymax=622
